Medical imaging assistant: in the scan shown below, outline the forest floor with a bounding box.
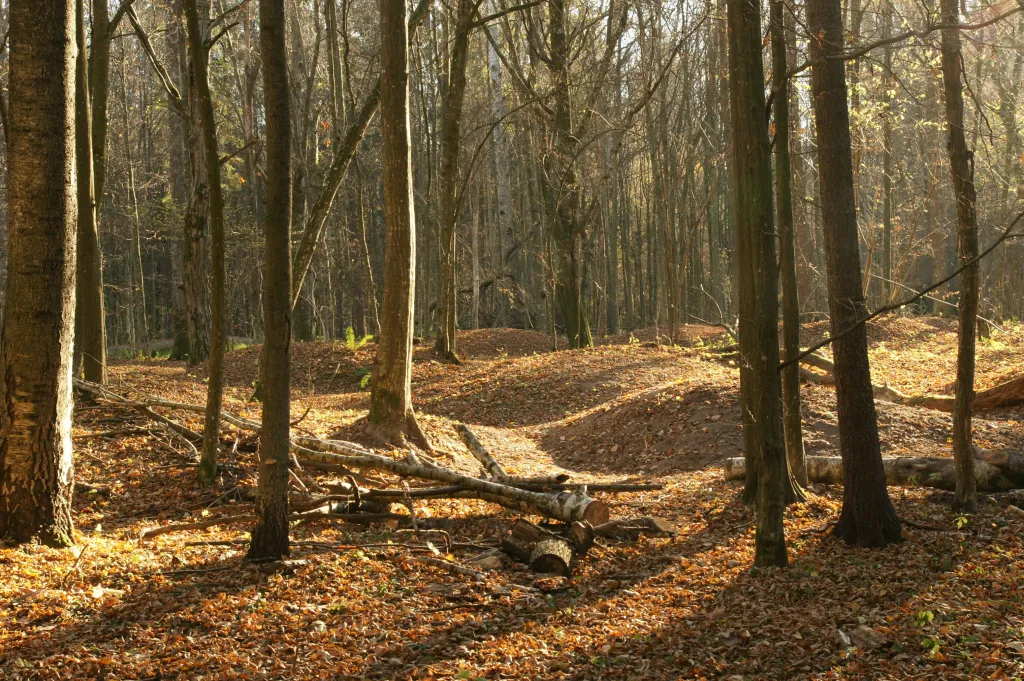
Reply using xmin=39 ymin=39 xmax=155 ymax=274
xmin=3 ymin=316 xmax=1024 ymax=680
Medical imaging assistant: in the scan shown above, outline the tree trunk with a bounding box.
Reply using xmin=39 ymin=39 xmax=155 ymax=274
xmin=771 ymin=0 xmax=807 ymax=489
xmin=185 ymin=0 xmax=227 ymax=486
xmin=939 ymin=0 xmax=981 ymax=512
xmin=183 ymin=1 xmax=212 ymax=365
xmin=248 ymin=0 xmax=292 ymax=562
xmin=0 ymin=0 xmax=77 ymax=547
xmin=807 ymin=0 xmax=902 ymax=547
xmin=727 ymin=0 xmax=788 ymax=566
xmin=435 ymin=0 xmax=475 ymax=362
xmin=546 ymin=0 xmax=592 ymax=349
xmin=367 ymin=0 xmax=430 ymax=449
xmin=74 ymin=0 xmax=106 ymax=384
xmin=165 ymin=2 xmax=190 ymax=361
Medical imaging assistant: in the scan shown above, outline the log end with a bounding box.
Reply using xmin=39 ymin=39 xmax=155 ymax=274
xmin=530 ymin=539 xmax=573 ymax=576
xmin=582 ymin=500 xmax=610 ymax=526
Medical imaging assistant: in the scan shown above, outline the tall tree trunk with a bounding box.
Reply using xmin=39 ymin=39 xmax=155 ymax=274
xmin=74 ymin=0 xmax=106 ymax=383
xmin=435 ymin=0 xmax=476 ymax=362
xmin=165 ymin=1 xmax=190 ymax=361
xmin=185 ymin=0 xmax=227 ymax=486
xmin=121 ymin=51 xmax=149 ymax=350
xmin=248 ymin=0 xmax=292 ymax=561
xmin=771 ymin=0 xmax=807 ymax=490
xmin=0 ymin=0 xmax=77 ymax=548
xmin=726 ymin=0 xmax=788 ymax=567
xmin=808 ymin=0 xmax=902 ymax=547
xmin=881 ymin=0 xmax=894 ymax=305
xmin=939 ymin=0 xmax=980 ymax=512
xmin=183 ymin=1 xmax=212 ymax=365
xmin=546 ymin=0 xmax=592 ymax=349
xmin=367 ymin=0 xmax=431 ymax=449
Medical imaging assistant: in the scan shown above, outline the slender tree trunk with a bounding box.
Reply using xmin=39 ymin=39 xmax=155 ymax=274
xmin=726 ymin=0 xmax=788 ymax=567
xmin=183 ymin=1 xmax=212 ymax=365
xmin=808 ymin=0 xmax=902 ymax=547
xmin=881 ymin=0 xmax=894 ymax=305
xmin=939 ymin=0 xmax=980 ymax=512
xmin=74 ymin=0 xmax=106 ymax=383
xmin=435 ymin=0 xmax=476 ymax=362
xmin=121 ymin=51 xmax=149 ymax=350
xmin=166 ymin=2 xmax=190 ymax=361
xmin=771 ymin=0 xmax=807 ymax=490
xmin=185 ymin=0 xmax=227 ymax=486
xmin=367 ymin=0 xmax=431 ymax=449
xmin=0 ymin=0 xmax=77 ymax=547
xmin=248 ymin=0 xmax=292 ymax=561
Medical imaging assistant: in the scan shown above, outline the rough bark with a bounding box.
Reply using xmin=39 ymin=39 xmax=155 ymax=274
xmin=184 ymin=0 xmax=227 ymax=486
xmin=0 ymin=0 xmax=78 ymax=547
xmin=771 ymin=0 xmax=806 ymax=490
xmin=456 ymin=423 xmax=509 ymax=480
xmin=183 ymin=1 xmax=212 ymax=365
xmin=367 ymin=0 xmax=430 ymax=448
xmin=74 ymin=0 xmax=106 ymax=384
xmin=807 ymin=0 xmax=902 ymax=547
xmin=435 ymin=0 xmax=477 ymax=362
xmin=248 ymin=0 xmax=292 ymax=562
xmin=939 ymin=0 xmax=981 ymax=512
xmin=727 ymin=0 xmax=788 ymax=566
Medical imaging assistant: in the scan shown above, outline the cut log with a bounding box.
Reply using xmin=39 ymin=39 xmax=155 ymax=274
xmin=456 ymin=423 xmax=508 ymax=480
xmin=978 ymin=449 xmax=1024 ymax=487
xmin=529 ymin=539 xmax=573 ymax=576
xmin=569 ymin=521 xmax=596 ymax=555
xmin=724 ymin=455 xmax=1014 ymax=492
xmin=499 ymin=536 xmax=532 ymax=563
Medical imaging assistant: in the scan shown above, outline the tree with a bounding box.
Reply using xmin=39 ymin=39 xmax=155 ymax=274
xmin=367 ymin=0 xmax=431 ymax=449
xmin=248 ymin=0 xmax=293 ymax=561
xmin=0 ymin=0 xmax=77 ymax=547
xmin=726 ymin=0 xmax=788 ymax=566
xmin=184 ymin=0 xmax=228 ymax=486
xmin=771 ymin=0 xmax=807 ymax=489
xmin=74 ymin=0 xmax=105 ymax=384
xmin=807 ymin=0 xmax=902 ymax=547
xmin=939 ymin=0 xmax=980 ymax=511
xmin=435 ymin=0 xmax=480 ymax=362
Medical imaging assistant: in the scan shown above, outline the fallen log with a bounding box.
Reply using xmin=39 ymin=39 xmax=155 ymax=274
xmin=799 ymin=354 xmax=956 ymax=410
xmin=75 ymin=379 xmax=612 ymax=525
xmin=530 ymin=539 xmax=573 ymax=576
xmin=456 ymin=423 xmax=508 ymax=480
xmin=975 ymin=374 xmax=1024 ymax=411
xmin=723 ymin=454 xmax=1015 ymax=491
xmin=291 ymin=437 xmax=610 ymax=525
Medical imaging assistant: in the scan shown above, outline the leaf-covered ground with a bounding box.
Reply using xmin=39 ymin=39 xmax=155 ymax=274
xmin=3 ymin=318 xmax=1024 ymax=680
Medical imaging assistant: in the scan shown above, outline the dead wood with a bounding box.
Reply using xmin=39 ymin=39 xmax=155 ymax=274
xmin=592 ymin=517 xmax=680 ymax=539
xmin=723 ymin=454 xmax=1019 ymax=491
xmin=456 ymin=423 xmax=509 ymax=480
xmin=530 ymin=539 xmax=573 ymax=576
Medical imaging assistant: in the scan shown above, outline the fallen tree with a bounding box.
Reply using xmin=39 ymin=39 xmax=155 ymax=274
xmin=799 ymin=352 xmax=1024 ymax=413
xmin=724 ymin=450 xmax=1024 ymax=491
xmin=72 ymin=379 xmax=623 ymax=526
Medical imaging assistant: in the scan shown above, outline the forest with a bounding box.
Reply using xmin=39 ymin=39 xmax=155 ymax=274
xmin=2 ymin=0 xmax=1024 ymax=677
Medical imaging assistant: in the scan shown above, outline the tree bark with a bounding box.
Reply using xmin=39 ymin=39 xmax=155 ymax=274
xmin=435 ymin=0 xmax=477 ymax=362
xmin=939 ymin=0 xmax=981 ymax=512
xmin=807 ymin=0 xmax=902 ymax=547
xmin=248 ymin=0 xmax=292 ymax=561
xmin=367 ymin=0 xmax=430 ymax=448
xmin=0 ymin=0 xmax=77 ymax=547
xmin=74 ymin=0 xmax=106 ymax=384
xmin=771 ymin=0 xmax=807 ymax=490
xmin=727 ymin=0 xmax=788 ymax=566
xmin=183 ymin=1 xmax=212 ymax=365
xmin=184 ymin=0 xmax=227 ymax=486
